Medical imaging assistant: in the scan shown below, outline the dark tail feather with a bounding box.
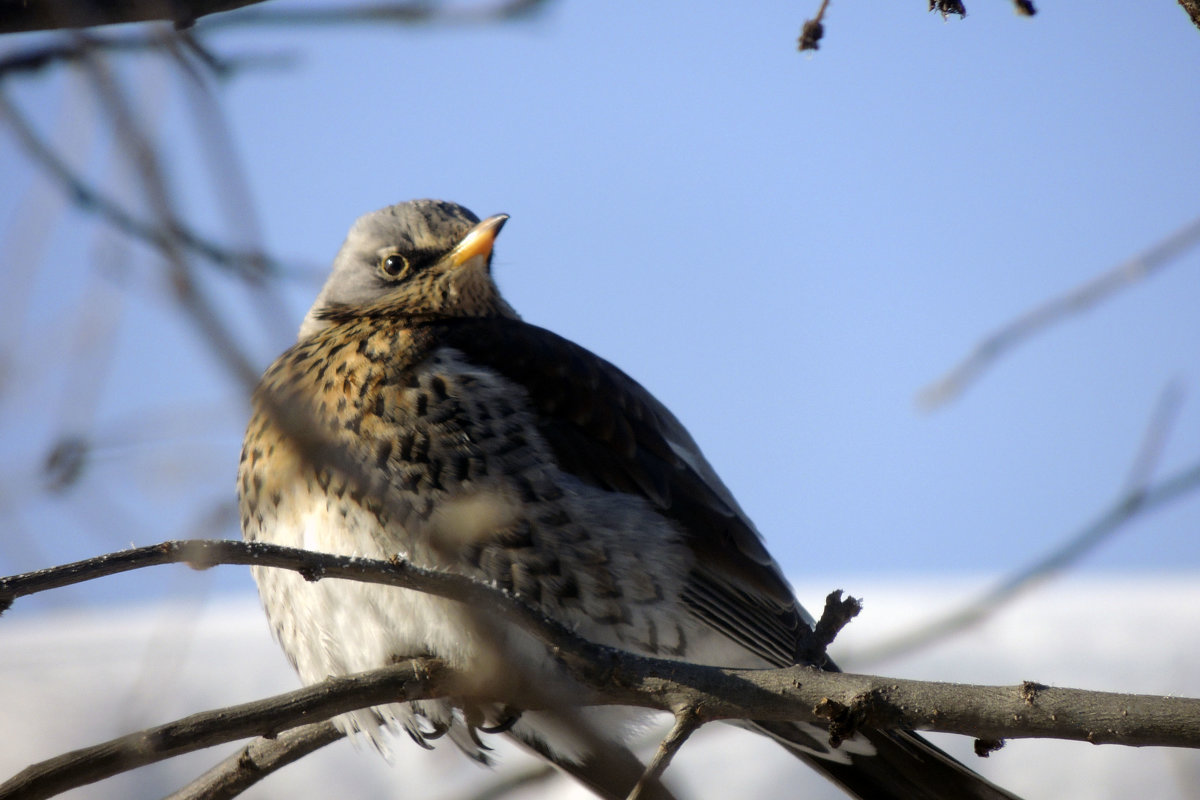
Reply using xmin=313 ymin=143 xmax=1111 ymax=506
xmin=753 ymin=720 xmax=1023 ymax=800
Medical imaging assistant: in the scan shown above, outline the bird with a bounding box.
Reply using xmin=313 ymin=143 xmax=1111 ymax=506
xmin=239 ymin=199 xmax=1022 ymax=800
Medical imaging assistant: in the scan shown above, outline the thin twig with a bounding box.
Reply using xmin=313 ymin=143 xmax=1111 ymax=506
xmin=627 ymin=711 xmax=700 ymax=800
xmin=201 ymin=0 xmax=552 ymax=29
xmin=161 ymin=721 xmax=345 ymax=800
xmin=0 ymin=29 xmax=289 ymax=78
xmin=80 ymin=46 xmax=264 ymax=389
xmin=854 ymin=456 xmax=1200 ymax=665
xmin=918 ymin=214 xmax=1200 ymax=410
xmin=0 ymin=88 xmax=286 ymax=283
xmin=1121 ymin=381 xmax=1185 ymax=495
xmin=0 ymin=0 xmax=552 ymax=34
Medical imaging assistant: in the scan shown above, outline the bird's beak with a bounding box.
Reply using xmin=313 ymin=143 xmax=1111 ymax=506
xmin=449 ymin=214 xmax=509 ymax=270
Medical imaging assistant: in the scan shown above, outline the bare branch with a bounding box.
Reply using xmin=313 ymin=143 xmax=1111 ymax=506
xmin=5 ymin=636 xmax=1200 ymax=800
xmin=854 ymin=456 xmax=1200 ymax=665
xmin=628 ymin=712 xmax=700 ymax=800
xmin=199 ymin=0 xmax=552 ymax=29
xmin=0 ymin=0 xmax=553 ymax=35
xmin=918 ymin=214 xmax=1200 ymax=410
xmin=8 ymin=542 xmax=1200 ymax=738
xmin=1180 ymin=0 xmax=1200 ymax=32
xmin=162 ymin=722 xmax=345 ymax=800
xmin=77 ymin=47 xmax=266 ymax=389
xmin=805 ymin=589 xmax=863 ymax=664
xmin=1121 ymin=381 xmax=1185 ymax=495
xmin=0 ymin=0 xmax=263 ymax=33
xmin=5 ymin=540 xmax=1200 ymax=797
xmin=0 ymin=659 xmax=448 ymax=800
xmin=0 ymin=87 xmax=285 ymax=283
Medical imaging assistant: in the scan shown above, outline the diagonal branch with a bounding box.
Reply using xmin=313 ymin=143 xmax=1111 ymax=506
xmin=0 ymin=0 xmax=553 ymax=34
xmin=1180 ymin=0 xmax=1200 ymax=33
xmin=161 ymin=721 xmax=345 ymax=800
xmin=918 ymin=214 xmax=1200 ymax=410
xmin=628 ymin=711 xmax=701 ymax=800
xmin=0 ymin=659 xmax=448 ymax=800
xmin=0 ymin=88 xmax=284 ymax=283
xmin=853 ymin=456 xmax=1200 ymax=665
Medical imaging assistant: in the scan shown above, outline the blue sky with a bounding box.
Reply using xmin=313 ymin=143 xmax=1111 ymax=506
xmin=1 ymin=1 xmax=1198 ymax=611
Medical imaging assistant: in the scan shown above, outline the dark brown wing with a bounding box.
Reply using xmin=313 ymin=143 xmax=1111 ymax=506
xmin=418 ymin=318 xmax=1026 ymax=800
xmin=424 ymin=317 xmax=812 ymax=668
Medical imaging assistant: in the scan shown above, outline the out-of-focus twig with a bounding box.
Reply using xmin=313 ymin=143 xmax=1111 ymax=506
xmin=918 ymin=214 xmax=1200 ymax=410
xmin=0 ymin=29 xmax=290 ymax=78
xmin=202 ymin=0 xmax=552 ymax=29
xmin=854 ymin=455 xmax=1200 ymax=666
xmin=1121 ymin=381 xmax=1185 ymax=495
xmin=162 ymin=32 xmax=297 ymax=344
xmin=79 ymin=45 xmax=263 ymax=388
xmin=1179 ymin=0 xmax=1200 ymax=32
xmin=0 ymin=0 xmax=261 ymax=34
xmin=0 ymin=0 xmax=551 ymax=34
xmin=0 ymin=90 xmax=286 ymax=283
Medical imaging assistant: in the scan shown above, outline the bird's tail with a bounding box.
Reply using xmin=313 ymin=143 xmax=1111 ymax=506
xmin=752 ymin=720 xmax=1023 ymax=800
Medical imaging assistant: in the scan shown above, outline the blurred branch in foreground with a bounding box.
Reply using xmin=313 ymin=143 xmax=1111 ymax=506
xmin=1180 ymin=0 xmax=1200 ymax=32
xmin=3 ymin=541 xmax=1200 ymax=799
xmin=0 ymin=0 xmax=551 ymax=34
xmin=918 ymin=213 xmax=1200 ymax=410
xmin=0 ymin=88 xmax=281 ymax=282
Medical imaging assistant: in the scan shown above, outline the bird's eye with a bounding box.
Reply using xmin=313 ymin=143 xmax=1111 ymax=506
xmin=380 ymin=253 xmax=409 ymax=278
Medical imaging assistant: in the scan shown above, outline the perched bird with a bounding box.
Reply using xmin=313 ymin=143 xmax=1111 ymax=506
xmin=239 ymin=199 xmax=1021 ymax=800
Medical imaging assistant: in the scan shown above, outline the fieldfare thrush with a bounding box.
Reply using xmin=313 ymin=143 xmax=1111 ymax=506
xmin=239 ymin=199 xmax=1021 ymax=800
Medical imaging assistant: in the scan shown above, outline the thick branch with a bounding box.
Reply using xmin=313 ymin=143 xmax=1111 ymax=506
xmin=0 ymin=0 xmax=551 ymax=34
xmin=5 ymin=643 xmax=1200 ymax=800
xmin=0 ymin=0 xmax=262 ymax=33
xmin=4 ymin=542 xmax=1200 ymax=752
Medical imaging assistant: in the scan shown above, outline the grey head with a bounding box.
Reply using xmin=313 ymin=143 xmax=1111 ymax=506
xmin=299 ymin=199 xmax=515 ymax=340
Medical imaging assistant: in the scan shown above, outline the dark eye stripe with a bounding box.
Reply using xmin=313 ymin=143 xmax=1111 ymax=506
xmin=406 ymin=247 xmax=444 ymax=269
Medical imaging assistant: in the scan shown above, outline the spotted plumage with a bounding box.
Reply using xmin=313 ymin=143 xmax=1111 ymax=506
xmin=239 ymin=199 xmax=1021 ymax=800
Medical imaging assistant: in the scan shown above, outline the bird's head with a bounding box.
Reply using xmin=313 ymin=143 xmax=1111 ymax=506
xmin=299 ymin=199 xmax=514 ymax=340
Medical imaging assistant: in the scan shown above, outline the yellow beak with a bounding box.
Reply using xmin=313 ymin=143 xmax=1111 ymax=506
xmin=449 ymin=214 xmax=509 ymax=269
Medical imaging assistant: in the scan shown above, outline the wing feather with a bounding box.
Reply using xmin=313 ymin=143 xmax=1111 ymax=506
xmin=425 ymin=317 xmax=812 ymax=667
